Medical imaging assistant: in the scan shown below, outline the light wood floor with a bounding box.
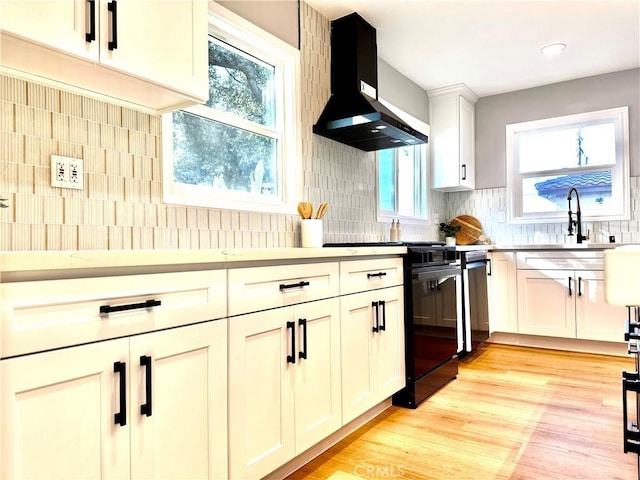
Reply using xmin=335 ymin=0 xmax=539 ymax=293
xmin=286 ymin=343 xmax=638 ymax=480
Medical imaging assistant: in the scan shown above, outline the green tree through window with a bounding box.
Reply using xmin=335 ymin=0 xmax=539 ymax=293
xmin=162 ymin=2 xmax=300 ymax=214
xmin=171 ymin=38 xmax=277 ymax=196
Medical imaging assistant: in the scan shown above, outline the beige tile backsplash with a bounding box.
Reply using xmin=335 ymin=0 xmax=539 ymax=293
xmin=2 ymin=3 xmax=635 ymax=252
xmin=0 ymin=4 xmax=439 ymax=252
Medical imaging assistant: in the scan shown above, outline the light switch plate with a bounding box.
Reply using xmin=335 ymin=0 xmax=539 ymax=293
xmin=51 ymin=155 xmax=84 ymax=190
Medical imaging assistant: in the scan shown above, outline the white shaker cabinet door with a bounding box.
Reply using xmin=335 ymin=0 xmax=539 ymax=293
xmin=373 ymin=286 xmax=405 ymax=401
xmin=488 ymin=252 xmax=518 ymax=334
xmin=0 ymin=0 xmax=98 ymax=61
xmin=575 ymin=270 xmax=627 ymax=342
xmin=340 ymin=292 xmax=378 ymax=423
xmin=0 ymin=338 xmax=130 ymax=480
xmin=293 ymin=298 xmax=342 ymax=453
xmin=228 ymin=308 xmax=296 ymax=480
xmin=517 ymin=269 xmax=576 ymax=338
xmin=129 ymin=320 xmax=228 ymax=480
xmin=98 ymin=0 xmax=208 ymax=100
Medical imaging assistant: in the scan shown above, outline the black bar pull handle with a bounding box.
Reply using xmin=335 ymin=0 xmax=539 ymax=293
xmin=625 ymin=319 xmax=640 ymax=341
xmin=568 ymin=276 xmax=573 ymax=296
xmin=622 ymin=371 xmax=640 ymax=454
xmin=279 ymin=281 xmax=310 ymax=291
xmin=298 ymin=318 xmax=307 ymax=360
xmin=372 ymin=301 xmax=379 ymax=333
xmin=286 ymin=321 xmax=296 ymax=363
xmin=100 ymin=299 xmax=161 ymax=314
xmin=140 ymin=355 xmax=152 ymax=417
xmin=578 ymin=276 xmax=583 ymax=296
xmin=114 ymin=361 xmax=126 ymax=426
xmin=86 ymin=0 xmax=96 ymax=42
xmin=367 ymin=272 xmax=387 ymax=279
xmin=461 ymin=164 xmax=467 ymax=180
xmin=487 ymin=258 xmax=492 ymax=276
xmin=379 ymin=300 xmax=386 ymax=332
xmin=108 ymin=0 xmax=118 ymax=50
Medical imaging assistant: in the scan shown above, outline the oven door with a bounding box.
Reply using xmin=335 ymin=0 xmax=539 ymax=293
xmin=411 ymin=265 xmax=461 ymax=380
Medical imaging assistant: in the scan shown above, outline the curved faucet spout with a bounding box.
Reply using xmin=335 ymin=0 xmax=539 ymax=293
xmin=566 ymin=187 xmax=585 ymax=243
xmin=566 ymin=187 xmax=581 ymax=211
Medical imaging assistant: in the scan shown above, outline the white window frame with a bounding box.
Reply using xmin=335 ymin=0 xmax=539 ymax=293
xmin=506 ymin=106 xmax=630 ymax=224
xmin=162 ymin=2 xmax=302 ymax=214
xmin=376 ymin=99 xmax=430 ymax=225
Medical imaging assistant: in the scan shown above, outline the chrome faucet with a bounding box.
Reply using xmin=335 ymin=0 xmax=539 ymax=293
xmin=566 ymin=187 xmax=587 ymax=243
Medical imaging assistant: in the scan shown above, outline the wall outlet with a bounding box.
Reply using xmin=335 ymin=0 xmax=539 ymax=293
xmin=51 ymin=155 xmax=84 ymax=190
xmin=497 ymin=211 xmax=506 ymax=223
xmin=433 ymin=213 xmax=440 ymax=225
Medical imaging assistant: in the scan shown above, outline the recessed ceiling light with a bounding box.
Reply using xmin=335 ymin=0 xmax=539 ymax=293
xmin=540 ymin=43 xmax=566 ymax=56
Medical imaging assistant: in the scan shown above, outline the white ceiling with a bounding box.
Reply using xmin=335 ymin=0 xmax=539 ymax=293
xmin=305 ymin=0 xmax=640 ymax=98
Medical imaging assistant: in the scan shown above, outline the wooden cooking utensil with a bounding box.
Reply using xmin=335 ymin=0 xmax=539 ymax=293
xmin=297 ymin=201 xmax=306 ymax=219
xmin=297 ymin=201 xmax=313 ymax=219
xmin=315 ymin=202 xmax=328 ymax=219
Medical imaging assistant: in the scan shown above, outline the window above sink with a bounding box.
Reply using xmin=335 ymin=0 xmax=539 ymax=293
xmin=506 ymin=106 xmax=630 ymax=224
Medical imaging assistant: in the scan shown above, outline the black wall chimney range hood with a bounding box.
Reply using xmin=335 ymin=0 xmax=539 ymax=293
xmin=313 ymin=13 xmax=428 ymax=152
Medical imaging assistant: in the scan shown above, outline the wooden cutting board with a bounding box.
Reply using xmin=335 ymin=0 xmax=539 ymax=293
xmin=451 ymin=215 xmax=483 ymax=245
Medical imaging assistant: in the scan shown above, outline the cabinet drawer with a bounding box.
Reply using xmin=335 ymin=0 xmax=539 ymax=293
xmin=516 ymin=251 xmax=604 ymax=270
xmin=227 ymin=262 xmax=339 ymax=316
xmin=1 ymin=270 xmax=226 ymax=358
xmin=339 ymin=257 xmax=404 ymax=295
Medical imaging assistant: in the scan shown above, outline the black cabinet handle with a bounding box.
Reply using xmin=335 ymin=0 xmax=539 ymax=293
xmin=372 ymin=301 xmax=379 ymax=333
xmin=622 ymin=371 xmax=640 ymax=454
xmin=367 ymin=272 xmax=387 ymax=279
xmin=487 ymin=258 xmax=492 ymax=276
xmin=578 ymin=276 xmax=583 ymax=296
xmin=379 ymin=300 xmax=386 ymax=332
xmin=568 ymin=277 xmax=573 ymax=296
xmin=85 ymin=0 xmax=96 ymax=42
xmin=286 ymin=321 xmax=296 ymax=363
xmin=298 ymin=318 xmax=307 ymax=360
xmin=140 ymin=355 xmax=152 ymax=417
xmin=279 ymin=281 xmax=310 ymax=291
xmin=625 ymin=319 xmax=640 ymax=341
xmin=108 ymin=0 xmax=118 ymax=50
xmin=114 ymin=361 xmax=126 ymax=426
xmin=461 ymin=164 xmax=467 ymax=180
xmin=100 ymin=299 xmax=161 ymax=314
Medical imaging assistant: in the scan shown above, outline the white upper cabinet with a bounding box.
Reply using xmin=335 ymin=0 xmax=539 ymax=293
xmin=429 ymin=84 xmax=478 ymax=191
xmin=0 ymin=0 xmax=208 ymax=113
xmin=1 ymin=0 xmax=97 ymax=60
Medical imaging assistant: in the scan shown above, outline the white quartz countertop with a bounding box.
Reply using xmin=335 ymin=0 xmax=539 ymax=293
xmin=0 ymin=246 xmax=406 ymax=277
xmin=490 ymin=243 xmax=619 ymax=251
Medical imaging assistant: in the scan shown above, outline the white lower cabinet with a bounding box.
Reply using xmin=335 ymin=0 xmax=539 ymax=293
xmin=228 ymin=298 xmax=341 ymax=480
xmin=574 ymin=270 xmax=627 ymax=342
xmin=517 ymin=268 xmax=626 ymax=342
xmin=340 ymin=285 xmax=405 ymax=424
xmin=1 ymin=320 xmax=227 ymax=480
xmin=129 ymin=321 xmax=228 ymax=480
xmin=487 ymin=251 xmax=518 ymax=334
xmin=517 ymin=269 xmax=576 ymax=338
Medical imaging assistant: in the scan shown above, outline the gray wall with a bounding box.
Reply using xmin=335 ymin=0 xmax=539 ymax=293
xmin=217 ymin=0 xmax=300 ymax=48
xmin=475 ymin=68 xmax=640 ymax=189
xmin=378 ymin=58 xmax=429 ymax=123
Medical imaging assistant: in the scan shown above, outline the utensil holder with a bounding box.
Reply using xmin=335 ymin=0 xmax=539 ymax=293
xmin=301 ymin=219 xmax=323 ymax=248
